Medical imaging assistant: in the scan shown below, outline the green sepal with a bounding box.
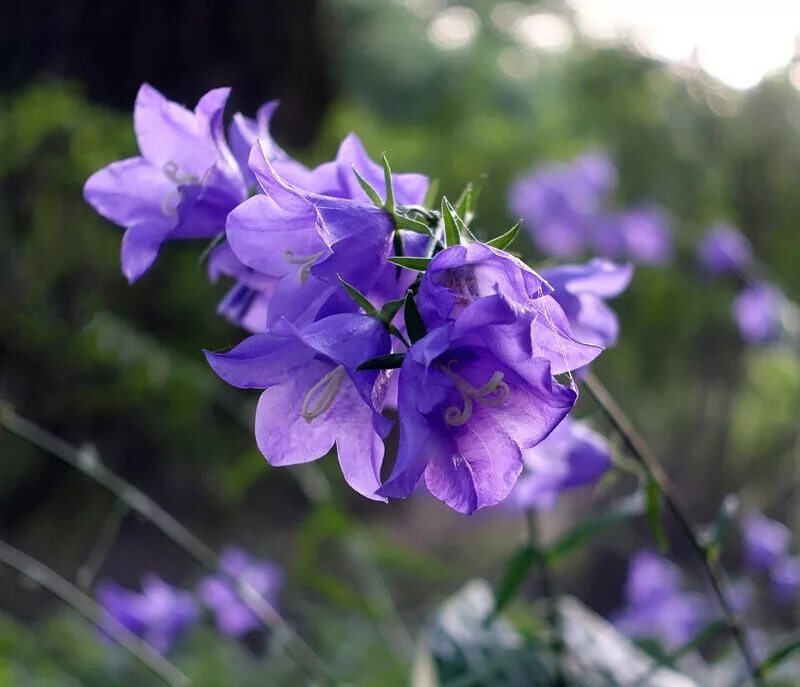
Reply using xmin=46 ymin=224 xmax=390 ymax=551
xmin=357 ymin=353 xmax=406 ymax=371
xmin=388 ymin=256 xmax=432 ymax=272
xmin=423 ymin=178 xmax=440 ymax=210
xmin=337 ymin=274 xmax=377 ymax=317
xmin=486 ymin=222 xmax=521 ymax=251
xmin=441 ymin=196 xmax=461 ymax=248
xmin=381 ymin=153 xmax=395 ymax=214
xmin=378 ymin=298 xmax=405 ymax=325
xmin=404 ymin=291 xmax=427 ymax=344
xmin=351 ymin=166 xmax=384 ymax=209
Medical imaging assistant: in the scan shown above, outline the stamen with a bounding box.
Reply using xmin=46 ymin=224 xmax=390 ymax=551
xmin=160 ymin=161 xmax=199 ymax=217
xmin=439 ymin=359 xmax=510 ymax=426
xmin=443 ymin=266 xmax=481 ymax=306
xmin=284 ymin=249 xmax=325 ymax=284
xmin=301 ymin=366 xmax=345 ymax=422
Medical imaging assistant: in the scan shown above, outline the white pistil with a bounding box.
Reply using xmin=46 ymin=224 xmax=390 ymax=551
xmin=301 ymin=366 xmax=346 ymax=422
xmin=284 ymin=249 xmax=325 ymax=284
xmin=160 ymin=161 xmax=199 ymax=217
xmin=439 ymin=359 xmax=509 ymax=426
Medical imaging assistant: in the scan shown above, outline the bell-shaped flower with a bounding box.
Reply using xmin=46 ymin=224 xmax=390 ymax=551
xmin=612 ymin=550 xmax=707 ymax=650
xmin=509 ymin=417 xmax=611 ymax=510
xmin=97 ymin=575 xmax=198 ymax=654
xmin=378 ymin=291 xmax=600 ymax=514
xmin=84 ymin=84 xmax=235 ymax=282
xmin=198 ymin=547 xmax=285 ymax=638
xmin=742 ymin=511 xmax=791 ymax=571
xmin=732 ymin=282 xmax=787 ymax=345
xmin=770 ymin=555 xmax=800 ymax=601
xmin=206 ymin=313 xmax=393 ymax=500
xmin=540 ymin=259 xmax=633 ymax=347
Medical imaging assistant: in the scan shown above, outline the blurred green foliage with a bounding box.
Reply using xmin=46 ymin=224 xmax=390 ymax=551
xmin=2 ymin=0 xmax=800 ymax=683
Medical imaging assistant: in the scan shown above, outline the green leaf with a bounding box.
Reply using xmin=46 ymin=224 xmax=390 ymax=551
xmin=338 ymin=274 xmax=377 ymax=316
xmin=486 ymin=222 xmax=521 ymax=251
xmin=441 ymin=197 xmax=460 ymax=248
xmin=546 ymin=493 xmax=645 ymax=563
xmin=382 ymin=153 xmax=395 ymax=213
xmin=393 ymin=210 xmax=433 ymax=234
xmin=351 ymin=165 xmax=383 ymax=208
xmin=423 ymin=178 xmax=440 ymax=209
xmin=702 ymin=494 xmax=739 ymax=562
xmin=388 ymin=256 xmax=432 ymax=272
xmin=645 ymin=478 xmax=668 ymax=552
xmin=357 ymin=353 xmax=406 ymax=371
xmin=755 ymin=634 xmax=800 ymax=679
xmin=378 ymin=298 xmax=405 ymax=324
xmin=455 ymin=182 xmax=475 ymax=223
xmin=404 ymin=292 xmax=427 ymax=344
xmin=489 ymin=545 xmax=540 ymax=621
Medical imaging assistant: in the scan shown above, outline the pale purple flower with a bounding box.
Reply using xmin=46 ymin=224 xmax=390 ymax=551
xmin=509 ymin=417 xmax=611 ymax=510
xmin=198 ymin=547 xmax=285 ymax=637
xmin=540 ymin=259 xmax=633 ymax=347
xmin=612 ymin=550 xmax=707 ymax=650
xmin=206 ymin=313 xmax=393 ymax=500
xmin=770 ymin=555 xmax=800 ymax=601
xmin=595 ymin=206 xmax=673 ymax=265
xmin=732 ymin=282 xmax=786 ymax=345
xmin=97 ymin=575 xmax=198 ymax=654
xmin=508 ymin=151 xmax=616 ymax=259
xmin=742 ymin=512 xmax=791 ymax=571
xmin=84 ymin=84 xmax=238 ymax=282
xmin=697 ymin=223 xmax=752 ymax=276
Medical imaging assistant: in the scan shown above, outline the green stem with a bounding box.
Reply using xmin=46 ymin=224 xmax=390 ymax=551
xmin=582 ymin=372 xmax=762 ymax=686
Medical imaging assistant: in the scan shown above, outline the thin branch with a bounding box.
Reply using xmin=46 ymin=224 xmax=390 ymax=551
xmin=0 ymin=402 xmax=335 ymax=686
xmin=582 ymin=372 xmax=762 ymax=686
xmin=0 ymin=539 xmax=189 ymax=687
xmin=77 ymin=499 xmax=128 ymax=590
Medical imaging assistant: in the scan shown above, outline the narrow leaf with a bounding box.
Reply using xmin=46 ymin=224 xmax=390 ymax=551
xmin=645 ymin=478 xmax=668 ymax=552
xmin=441 ymin=197 xmax=460 ymax=248
xmin=338 ymin=274 xmax=377 ymax=316
xmin=351 ymin=166 xmax=383 ymax=208
xmin=639 ymin=619 xmax=729 ymax=683
xmin=388 ymin=256 xmax=432 ymax=272
xmin=357 ymin=353 xmax=406 ymax=371
xmin=382 ymin=153 xmax=395 ymax=213
xmin=404 ymin=292 xmax=427 ymax=344
xmin=486 ymin=222 xmax=521 ymax=251
xmin=546 ymin=493 xmax=644 ymax=563
xmin=394 ymin=211 xmax=433 ymax=234
xmin=455 ymin=182 xmax=474 ymax=223
xmin=489 ymin=545 xmax=540 ymax=621
xmin=379 ymin=298 xmax=406 ymax=324
xmin=423 ymin=178 xmax=440 ymax=210
xmin=755 ymin=634 xmax=800 ymax=679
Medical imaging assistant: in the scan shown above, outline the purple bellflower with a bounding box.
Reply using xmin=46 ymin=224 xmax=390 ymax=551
xmin=84 ymin=84 xmax=243 ymax=283
xmin=742 ymin=512 xmax=791 ymax=572
xmin=697 ymin=223 xmax=752 ymax=276
xmin=612 ymin=550 xmax=707 ymax=650
xmin=97 ymin=575 xmax=198 ymax=654
xmin=378 ymin=244 xmax=602 ymax=514
xmin=770 ymin=555 xmax=800 ymax=602
xmin=540 ymin=259 xmax=633 ymax=348
xmin=198 ymin=547 xmax=285 ymax=637
xmin=732 ymin=282 xmax=786 ymax=345
xmin=594 ymin=205 xmax=673 ymax=266
xmin=509 ymin=417 xmax=612 ymax=510
xmin=206 ymin=313 xmax=393 ymax=500
xmin=508 ymin=151 xmax=616 ymax=259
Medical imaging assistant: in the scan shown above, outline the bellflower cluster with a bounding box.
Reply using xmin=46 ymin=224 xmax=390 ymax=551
xmin=97 ymin=547 xmax=283 ymax=653
xmin=742 ymin=512 xmax=800 ymax=601
xmin=612 ymin=550 xmax=707 ymax=650
xmin=508 ymin=151 xmax=672 ymax=265
xmin=508 ymin=417 xmax=612 ymax=510
xmin=85 ymin=85 xmax=622 ymax=515
xmin=697 ymin=223 xmax=753 ymax=276
xmin=98 ymin=575 xmax=198 ymax=654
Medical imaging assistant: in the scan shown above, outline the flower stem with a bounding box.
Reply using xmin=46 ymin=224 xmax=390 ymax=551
xmin=582 ymin=372 xmax=762 ymax=686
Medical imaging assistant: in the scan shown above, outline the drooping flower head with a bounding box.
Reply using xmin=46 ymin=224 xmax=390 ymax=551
xmin=378 ymin=244 xmax=602 ymax=514
xmin=594 ymin=205 xmax=673 ymax=266
xmin=742 ymin=512 xmax=791 ymax=572
xmin=770 ymin=555 xmax=800 ymax=602
xmin=206 ymin=313 xmax=393 ymax=500
xmin=540 ymin=259 xmax=633 ymax=348
xmin=198 ymin=547 xmax=285 ymax=637
xmin=732 ymin=282 xmax=786 ymax=345
xmin=97 ymin=575 xmax=198 ymax=654
xmin=697 ymin=223 xmax=752 ymax=276
xmin=509 ymin=417 xmax=612 ymax=510
xmin=612 ymin=550 xmax=707 ymax=650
